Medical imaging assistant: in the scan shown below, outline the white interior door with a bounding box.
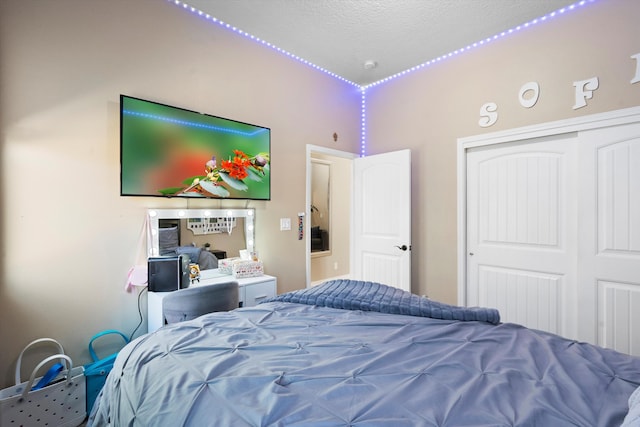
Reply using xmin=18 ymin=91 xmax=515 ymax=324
xmin=466 ymin=136 xmax=578 ymax=339
xmin=353 ymin=149 xmax=411 ymax=292
xmin=578 ymin=122 xmax=640 ymax=354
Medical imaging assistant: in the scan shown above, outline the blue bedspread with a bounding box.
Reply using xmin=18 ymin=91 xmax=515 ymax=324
xmin=623 ymin=386 xmax=640 ymax=426
xmin=264 ymin=279 xmax=501 ymax=324
xmin=89 ymin=283 xmax=640 ymax=426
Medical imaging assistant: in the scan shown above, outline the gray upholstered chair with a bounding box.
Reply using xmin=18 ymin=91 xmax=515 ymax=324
xmin=162 ymin=281 xmax=239 ymax=325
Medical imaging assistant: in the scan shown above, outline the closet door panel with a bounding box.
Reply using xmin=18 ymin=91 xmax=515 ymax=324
xmin=578 ymin=124 xmax=640 ymax=354
xmin=466 ymin=136 xmax=578 ymax=339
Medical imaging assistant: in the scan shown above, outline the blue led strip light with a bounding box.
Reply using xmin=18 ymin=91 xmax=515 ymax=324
xmin=169 ymin=0 xmax=360 ymax=88
xmin=123 ymin=110 xmax=267 ymax=136
xmin=170 ymin=0 xmax=597 ymax=155
xmin=360 ymin=89 xmax=367 ymax=157
xmin=363 ymin=0 xmax=596 ymax=89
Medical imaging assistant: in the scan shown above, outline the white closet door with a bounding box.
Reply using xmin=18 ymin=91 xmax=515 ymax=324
xmin=466 ymin=136 xmax=579 ymax=339
xmin=578 ymin=122 xmax=640 ymax=355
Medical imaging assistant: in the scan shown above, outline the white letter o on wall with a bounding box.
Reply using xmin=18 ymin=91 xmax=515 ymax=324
xmin=518 ymin=82 xmax=540 ymax=108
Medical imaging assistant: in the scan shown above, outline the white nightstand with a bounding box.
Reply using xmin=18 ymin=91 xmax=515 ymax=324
xmin=147 ymin=269 xmax=277 ymax=332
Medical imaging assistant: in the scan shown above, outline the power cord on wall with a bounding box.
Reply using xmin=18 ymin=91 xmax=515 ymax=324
xmin=129 ymin=286 xmax=147 ymax=341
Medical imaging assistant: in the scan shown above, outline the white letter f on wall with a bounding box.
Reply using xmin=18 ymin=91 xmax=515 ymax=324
xmin=573 ymin=77 xmax=599 ymax=110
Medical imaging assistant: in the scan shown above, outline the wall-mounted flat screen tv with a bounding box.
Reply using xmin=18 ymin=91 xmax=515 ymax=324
xmin=120 ymin=95 xmax=270 ymax=200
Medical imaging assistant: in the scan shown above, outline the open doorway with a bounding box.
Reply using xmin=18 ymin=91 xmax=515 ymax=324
xmin=306 ymin=145 xmax=357 ymax=287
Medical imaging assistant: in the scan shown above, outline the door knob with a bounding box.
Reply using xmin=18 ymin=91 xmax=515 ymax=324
xmin=395 ymin=245 xmax=408 ymax=251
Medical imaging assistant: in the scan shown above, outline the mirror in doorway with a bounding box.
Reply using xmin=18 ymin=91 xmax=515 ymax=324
xmin=311 ymin=159 xmax=330 ymax=253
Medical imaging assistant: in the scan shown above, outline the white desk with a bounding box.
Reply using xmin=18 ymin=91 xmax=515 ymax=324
xmin=147 ymin=269 xmax=277 ymax=332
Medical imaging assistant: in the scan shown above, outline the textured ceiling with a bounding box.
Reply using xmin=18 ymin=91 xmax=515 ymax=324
xmin=181 ymin=0 xmax=581 ymax=86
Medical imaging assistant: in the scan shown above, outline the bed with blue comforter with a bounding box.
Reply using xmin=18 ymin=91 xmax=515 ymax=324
xmin=89 ymin=280 xmax=640 ymax=426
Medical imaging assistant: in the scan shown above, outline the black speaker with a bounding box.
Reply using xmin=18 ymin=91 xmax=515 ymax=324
xmin=148 ymin=255 xmax=189 ymax=292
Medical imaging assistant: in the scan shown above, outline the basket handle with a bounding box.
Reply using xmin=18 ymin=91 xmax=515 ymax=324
xmin=88 ymin=330 xmax=130 ymax=362
xmin=15 ymin=338 xmax=66 ymax=385
xmin=20 ymin=354 xmax=73 ymax=401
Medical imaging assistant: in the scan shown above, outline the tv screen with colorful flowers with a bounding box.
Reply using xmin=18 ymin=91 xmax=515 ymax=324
xmin=120 ymin=95 xmax=270 ymax=200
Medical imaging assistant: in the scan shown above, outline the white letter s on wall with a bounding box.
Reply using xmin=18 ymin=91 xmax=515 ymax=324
xmin=479 ymin=102 xmax=498 ymax=127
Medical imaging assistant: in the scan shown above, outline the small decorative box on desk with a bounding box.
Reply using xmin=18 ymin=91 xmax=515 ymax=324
xmin=219 ymin=258 xmax=264 ymax=278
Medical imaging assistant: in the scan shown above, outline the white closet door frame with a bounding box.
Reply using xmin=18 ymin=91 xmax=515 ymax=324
xmin=457 ymin=106 xmax=640 ymax=307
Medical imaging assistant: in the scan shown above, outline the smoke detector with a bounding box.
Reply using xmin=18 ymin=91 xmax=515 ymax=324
xmin=363 ymin=60 xmax=378 ymax=70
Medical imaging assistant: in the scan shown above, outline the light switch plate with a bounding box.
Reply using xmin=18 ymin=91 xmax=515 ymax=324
xmin=280 ymin=218 xmax=291 ymax=231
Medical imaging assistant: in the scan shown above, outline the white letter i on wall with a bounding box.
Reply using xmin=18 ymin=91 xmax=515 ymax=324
xmin=631 ymin=53 xmax=640 ymax=84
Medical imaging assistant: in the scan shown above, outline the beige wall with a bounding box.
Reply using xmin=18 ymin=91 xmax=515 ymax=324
xmin=366 ymin=0 xmax=640 ymax=304
xmin=1 ymin=0 xmax=638 ymax=388
xmin=0 ymin=0 xmax=360 ymax=386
